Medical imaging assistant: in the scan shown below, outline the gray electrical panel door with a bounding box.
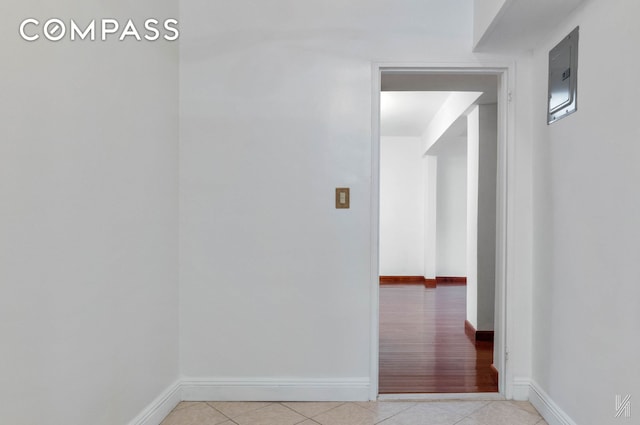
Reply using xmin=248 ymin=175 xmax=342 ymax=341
xmin=548 ymin=27 xmax=579 ymax=124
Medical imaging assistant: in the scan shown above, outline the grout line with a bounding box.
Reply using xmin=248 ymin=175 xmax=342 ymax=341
xmin=451 ymin=402 xmax=492 ymax=425
xmin=205 ymin=402 xmax=275 ymax=421
xmin=449 ymin=400 xmax=543 ymax=424
xmin=466 ymin=399 xmax=491 ymax=416
xmin=295 ymin=419 xmax=321 ymax=425
xmin=374 ymin=403 xmax=417 ymax=424
xmin=283 ymin=401 xmax=347 ymax=419
xmin=316 ymin=402 xmax=346 ymax=418
xmin=279 ymin=403 xmax=312 ymax=419
xmin=506 ymin=400 xmax=544 ymax=418
xmin=204 ymin=402 xmax=233 ymax=420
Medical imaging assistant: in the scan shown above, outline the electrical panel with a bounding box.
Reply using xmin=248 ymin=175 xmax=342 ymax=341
xmin=548 ymin=27 xmax=579 ymax=124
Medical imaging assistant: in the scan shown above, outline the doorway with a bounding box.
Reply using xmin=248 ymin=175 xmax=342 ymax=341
xmin=370 ymin=65 xmax=511 ymax=398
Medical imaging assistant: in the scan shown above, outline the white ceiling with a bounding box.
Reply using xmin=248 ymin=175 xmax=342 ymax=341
xmin=473 ymin=0 xmax=586 ymax=53
xmin=425 ymin=116 xmax=468 ymax=158
xmin=381 ymin=73 xmax=498 ymax=96
xmin=380 ymin=73 xmax=498 ymax=140
xmin=380 ymin=91 xmax=451 ymax=137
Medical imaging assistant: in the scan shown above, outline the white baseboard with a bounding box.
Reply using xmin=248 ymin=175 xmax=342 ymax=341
xmin=181 ymin=377 xmax=371 ymax=402
xmin=511 ymin=377 xmax=531 ymax=401
xmin=128 ymin=377 xmax=577 ymax=425
xmin=528 ymin=380 xmax=577 ymax=425
xmin=127 ymin=380 xmax=182 ymax=425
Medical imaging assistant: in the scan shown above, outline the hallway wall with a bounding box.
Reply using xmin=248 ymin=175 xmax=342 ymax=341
xmin=466 ymin=104 xmax=497 ymax=332
xmin=180 ymin=0 xmax=473 ymax=388
xmin=477 ymin=104 xmax=498 ymax=331
xmin=0 ymin=1 xmax=180 ymax=424
xmin=179 ymin=0 xmax=535 ymax=400
xmin=436 ymin=147 xmax=467 ymax=277
xmin=530 ymin=0 xmax=640 ymax=423
xmin=379 ymin=137 xmax=425 ymax=276
xmin=0 ymin=3 xmax=542 ymax=421
xmin=179 ymin=0 xmax=480 ymax=387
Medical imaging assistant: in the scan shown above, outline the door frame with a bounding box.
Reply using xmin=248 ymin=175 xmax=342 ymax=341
xmin=369 ymin=63 xmax=514 ymax=399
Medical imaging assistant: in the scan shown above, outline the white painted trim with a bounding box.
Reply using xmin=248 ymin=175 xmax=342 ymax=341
xmin=511 ymin=377 xmax=531 ymax=401
xmin=127 ymin=380 xmax=181 ymax=425
xmin=529 ymin=380 xmax=578 ymax=425
xmin=495 ymin=65 xmax=512 ymax=399
xmin=370 ymin=62 xmax=515 ymax=399
xmin=181 ymin=377 xmax=371 ymax=402
xmin=369 ymin=63 xmax=382 ymax=401
xmin=379 ymin=393 xmax=505 ymax=401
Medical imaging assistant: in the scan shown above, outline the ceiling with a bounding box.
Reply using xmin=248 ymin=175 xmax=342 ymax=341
xmin=380 ymin=91 xmax=451 ymax=137
xmin=380 ymin=73 xmax=498 ymax=141
xmin=381 ymin=73 xmax=498 ymax=96
xmin=473 ymin=0 xmax=586 ymax=53
xmin=425 ymin=116 xmax=468 ymax=158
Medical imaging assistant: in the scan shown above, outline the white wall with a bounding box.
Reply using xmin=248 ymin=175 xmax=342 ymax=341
xmin=530 ymin=0 xmax=640 ymax=422
xmin=0 ymin=0 xmax=559 ymax=416
xmin=436 ymin=150 xmax=467 ymax=277
xmin=504 ymin=56 xmax=534 ymax=400
xmin=179 ymin=0 xmax=521 ymax=394
xmin=178 ymin=0 xmax=538 ymax=400
xmin=466 ymin=104 xmax=497 ymax=331
xmin=379 ymin=137 xmax=425 ymax=275
xmin=0 ymin=1 xmax=179 ymax=424
xmin=466 ymin=107 xmax=480 ymax=329
xmin=477 ymin=105 xmax=497 ymax=331
xmin=423 ymin=155 xmax=438 ymax=279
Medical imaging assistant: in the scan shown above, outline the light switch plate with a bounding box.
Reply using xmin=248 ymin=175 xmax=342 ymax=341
xmin=335 ymin=188 xmax=350 ymax=209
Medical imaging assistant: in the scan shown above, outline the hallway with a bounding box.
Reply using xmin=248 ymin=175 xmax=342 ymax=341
xmin=379 ymin=284 xmax=497 ymax=393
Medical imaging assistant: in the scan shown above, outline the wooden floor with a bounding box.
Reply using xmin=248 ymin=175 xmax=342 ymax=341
xmin=379 ymin=283 xmax=498 ymax=393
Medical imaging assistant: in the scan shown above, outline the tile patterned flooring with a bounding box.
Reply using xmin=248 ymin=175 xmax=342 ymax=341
xmin=161 ymin=400 xmax=548 ymax=425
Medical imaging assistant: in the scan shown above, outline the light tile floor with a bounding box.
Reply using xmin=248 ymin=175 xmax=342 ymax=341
xmin=161 ymin=400 xmax=549 ymax=425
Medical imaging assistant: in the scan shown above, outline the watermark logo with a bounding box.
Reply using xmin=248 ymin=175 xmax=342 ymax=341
xmin=615 ymin=395 xmax=631 ymax=418
xmin=19 ymin=18 xmax=179 ymax=42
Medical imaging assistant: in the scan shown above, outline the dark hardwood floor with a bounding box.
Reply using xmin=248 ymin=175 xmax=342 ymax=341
xmin=379 ymin=283 xmax=498 ymax=393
